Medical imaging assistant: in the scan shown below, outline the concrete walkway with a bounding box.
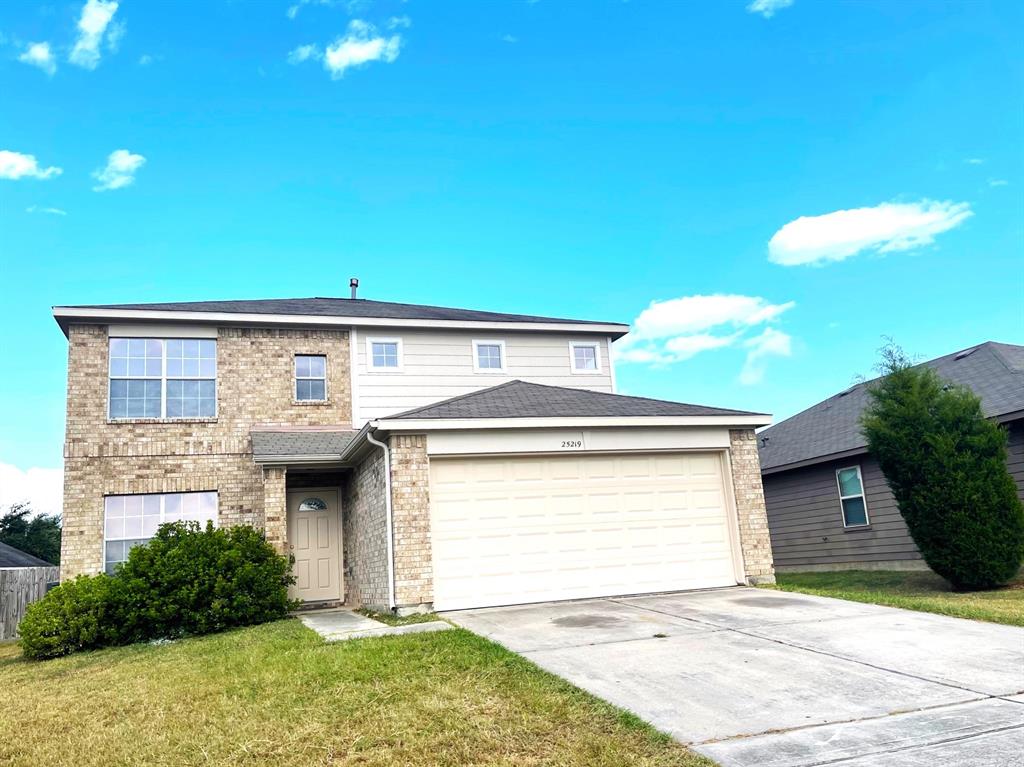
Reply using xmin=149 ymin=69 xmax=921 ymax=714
xmin=444 ymin=588 xmax=1024 ymax=766
xmin=298 ymin=608 xmax=451 ymax=642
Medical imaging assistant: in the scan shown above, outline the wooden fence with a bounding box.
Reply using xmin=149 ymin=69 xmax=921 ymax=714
xmin=1 ymin=566 xmax=60 ymax=640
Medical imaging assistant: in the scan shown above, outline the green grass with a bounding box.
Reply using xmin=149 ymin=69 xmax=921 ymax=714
xmin=0 ymin=619 xmax=709 ymax=767
xmin=766 ymin=570 xmax=1024 ymax=626
xmin=355 ymin=607 xmax=442 ymax=626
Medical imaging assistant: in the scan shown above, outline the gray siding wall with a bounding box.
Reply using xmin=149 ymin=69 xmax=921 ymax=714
xmin=762 ymin=418 xmax=1024 ymax=571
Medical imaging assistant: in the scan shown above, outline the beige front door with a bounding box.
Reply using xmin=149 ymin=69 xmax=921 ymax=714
xmin=286 ymin=489 xmax=342 ymax=603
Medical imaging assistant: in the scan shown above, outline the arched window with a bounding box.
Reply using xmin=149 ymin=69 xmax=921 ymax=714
xmin=298 ymin=497 xmax=328 ymax=511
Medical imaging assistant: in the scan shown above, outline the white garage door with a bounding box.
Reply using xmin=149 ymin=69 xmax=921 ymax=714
xmin=430 ymin=451 xmax=739 ymax=610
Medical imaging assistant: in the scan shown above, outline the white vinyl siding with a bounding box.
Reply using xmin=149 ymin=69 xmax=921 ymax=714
xmin=353 ymin=329 xmax=616 ymax=423
xmin=429 ymin=452 xmax=738 ymax=610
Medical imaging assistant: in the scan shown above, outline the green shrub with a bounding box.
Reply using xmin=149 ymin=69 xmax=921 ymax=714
xmin=19 ymin=522 xmax=295 ymax=660
xmin=861 ymin=344 xmax=1024 ymax=590
xmin=19 ymin=574 xmax=125 ymax=660
xmin=115 ymin=522 xmax=296 ymax=642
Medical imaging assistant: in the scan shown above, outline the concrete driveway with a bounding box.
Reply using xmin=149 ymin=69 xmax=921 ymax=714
xmin=443 ymin=588 xmax=1024 ymax=766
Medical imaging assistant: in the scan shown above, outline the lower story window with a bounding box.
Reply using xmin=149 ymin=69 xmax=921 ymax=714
xmin=103 ymin=491 xmax=218 ymax=573
xmin=836 ymin=466 xmax=869 ymax=527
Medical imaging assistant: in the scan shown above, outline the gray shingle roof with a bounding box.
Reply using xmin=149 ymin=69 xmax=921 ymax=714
xmin=0 ymin=541 xmax=54 ymax=568
xmin=758 ymin=341 xmax=1024 ymax=473
xmin=251 ymin=430 xmax=358 ymax=461
xmin=63 ymin=297 xmax=624 ymax=328
xmin=383 ymin=380 xmax=766 ymax=420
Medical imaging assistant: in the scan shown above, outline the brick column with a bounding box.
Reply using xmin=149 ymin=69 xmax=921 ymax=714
xmin=262 ymin=466 xmax=288 ymax=553
xmin=389 ymin=434 xmax=433 ymax=608
xmin=729 ymin=429 xmax=776 ymax=584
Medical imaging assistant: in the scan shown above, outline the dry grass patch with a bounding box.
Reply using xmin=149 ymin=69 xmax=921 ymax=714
xmin=0 ymin=619 xmax=709 ymax=767
xmin=767 ymin=570 xmax=1024 ymax=626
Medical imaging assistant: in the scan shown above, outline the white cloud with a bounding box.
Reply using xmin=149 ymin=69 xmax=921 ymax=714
xmin=502 ymin=34 xmax=518 ymax=43
xmin=747 ymin=0 xmax=793 ymax=18
xmin=69 ymin=0 xmax=120 ymax=70
xmin=322 ymin=20 xmax=402 ymax=79
xmin=767 ymin=199 xmax=973 ymax=267
xmin=138 ymin=54 xmax=153 ymax=66
xmin=965 ymin=157 xmax=985 ymax=165
xmin=387 ymin=15 xmax=412 ymax=29
xmin=739 ymin=328 xmax=792 ymax=385
xmin=26 ymin=205 xmax=67 ymax=215
xmin=92 ymin=149 xmax=145 ymax=191
xmin=0 ymin=463 xmax=63 ymax=518
xmin=989 ymin=179 xmax=1008 ymax=187
xmin=0 ymin=150 xmax=62 ymax=180
xmin=286 ymin=0 xmax=334 ymax=19
xmin=615 ymin=294 xmax=796 ymax=383
xmin=287 ymin=43 xmax=320 ymax=64
xmin=18 ymin=42 xmax=57 ymax=76
xmin=628 ymin=294 xmax=795 ymax=341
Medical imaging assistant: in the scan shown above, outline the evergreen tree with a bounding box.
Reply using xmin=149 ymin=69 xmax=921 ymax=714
xmin=0 ymin=504 xmax=61 ymax=564
xmin=861 ymin=344 xmax=1024 ymax=590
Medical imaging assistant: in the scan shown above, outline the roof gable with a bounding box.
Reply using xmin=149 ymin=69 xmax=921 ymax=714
xmin=759 ymin=341 xmax=1024 ymax=473
xmin=0 ymin=541 xmax=54 ymax=568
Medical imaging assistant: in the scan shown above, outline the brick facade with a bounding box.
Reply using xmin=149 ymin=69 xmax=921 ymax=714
xmin=388 ymin=434 xmax=433 ymax=608
xmin=60 ymin=324 xmax=351 ymax=579
xmin=728 ymin=428 xmax=776 ymax=584
xmin=340 ymin=448 xmax=390 ymax=609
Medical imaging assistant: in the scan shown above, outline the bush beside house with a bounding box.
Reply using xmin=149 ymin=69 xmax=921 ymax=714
xmin=19 ymin=523 xmax=295 ymax=660
xmin=862 ymin=345 xmax=1024 ymax=590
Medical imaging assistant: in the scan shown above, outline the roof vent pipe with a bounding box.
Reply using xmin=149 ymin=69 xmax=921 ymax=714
xmin=349 ymin=278 xmax=359 ymax=299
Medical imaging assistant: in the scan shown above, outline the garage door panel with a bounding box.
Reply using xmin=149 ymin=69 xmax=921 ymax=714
xmin=431 ymin=452 xmax=738 ymax=610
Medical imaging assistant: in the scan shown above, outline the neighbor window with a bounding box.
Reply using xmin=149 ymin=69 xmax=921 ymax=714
xmin=109 ymin=338 xmax=217 ymax=419
xmin=473 ymin=340 xmax=506 ymax=372
xmin=836 ymin=466 xmax=869 ymax=527
xmin=367 ymin=338 xmax=402 ymax=370
xmin=295 ymin=355 xmax=327 ymax=401
xmin=569 ymin=342 xmax=601 ymax=373
xmin=103 ymin=491 xmax=218 ymax=573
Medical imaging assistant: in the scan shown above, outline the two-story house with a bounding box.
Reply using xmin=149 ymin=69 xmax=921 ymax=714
xmin=54 ymin=290 xmax=776 ymax=612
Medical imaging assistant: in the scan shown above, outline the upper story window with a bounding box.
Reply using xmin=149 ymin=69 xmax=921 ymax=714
xmin=836 ymin=465 xmax=869 ymax=527
xmin=473 ymin=340 xmax=506 ymax=373
xmin=109 ymin=338 xmax=217 ymax=420
xmin=295 ymin=354 xmax=327 ymax=401
xmin=569 ymin=341 xmax=602 ymax=374
xmin=367 ymin=337 xmax=402 ymax=371
xmin=104 ymin=491 xmax=217 ymax=573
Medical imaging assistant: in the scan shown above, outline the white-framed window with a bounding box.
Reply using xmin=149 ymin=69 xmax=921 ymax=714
xmin=569 ymin=341 xmax=602 ymax=374
xmin=295 ymin=354 xmax=327 ymax=401
xmin=109 ymin=338 xmax=217 ymax=420
xmin=103 ymin=491 xmax=218 ymax=574
xmin=366 ymin=337 xmax=403 ymax=371
xmin=836 ymin=465 xmax=870 ymax=527
xmin=472 ymin=339 xmax=506 ymax=373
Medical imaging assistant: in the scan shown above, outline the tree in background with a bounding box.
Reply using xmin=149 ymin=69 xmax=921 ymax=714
xmin=0 ymin=504 xmax=61 ymax=564
xmin=861 ymin=343 xmax=1024 ymax=590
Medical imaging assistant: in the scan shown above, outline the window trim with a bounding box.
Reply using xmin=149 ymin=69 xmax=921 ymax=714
xmin=365 ymin=336 xmax=404 ymax=372
xmin=107 ymin=337 xmax=218 ymax=421
xmin=471 ymin=339 xmax=507 ymax=373
xmin=102 ymin=490 xmax=219 ymax=574
xmin=836 ymin=464 xmax=870 ymax=528
xmin=294 ymin=353 xmax=329 ymax=402
xmin=569 ymin=341 xmax=602 ymax=375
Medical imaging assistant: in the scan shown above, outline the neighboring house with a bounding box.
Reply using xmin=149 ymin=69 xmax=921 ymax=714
xmin=758 ymin=342 xmax=1024 ymax=573
xmin=0 ymin=541 xmax=53 ymax=568
xmin=54 ymin=292 xmax=775 ymax=613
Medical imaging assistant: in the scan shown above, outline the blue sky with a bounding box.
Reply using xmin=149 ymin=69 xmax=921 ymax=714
xmin=1 ymin=0 xmax=1022 ymax=514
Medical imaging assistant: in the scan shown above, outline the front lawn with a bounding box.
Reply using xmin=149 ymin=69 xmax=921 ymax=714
xmin=0 ymin=619 xmax=708 ymax=767
xmin=767 ymin=570 xmax=1024 ymax=626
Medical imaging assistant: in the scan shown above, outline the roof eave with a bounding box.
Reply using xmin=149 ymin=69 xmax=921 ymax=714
xmin=371 ymin=414 xmax=771 ymax=431
xmin=760 ymin=445 xmax=870 ymax=476
xmin=52 ymin=306 xmax=630 ymax=339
